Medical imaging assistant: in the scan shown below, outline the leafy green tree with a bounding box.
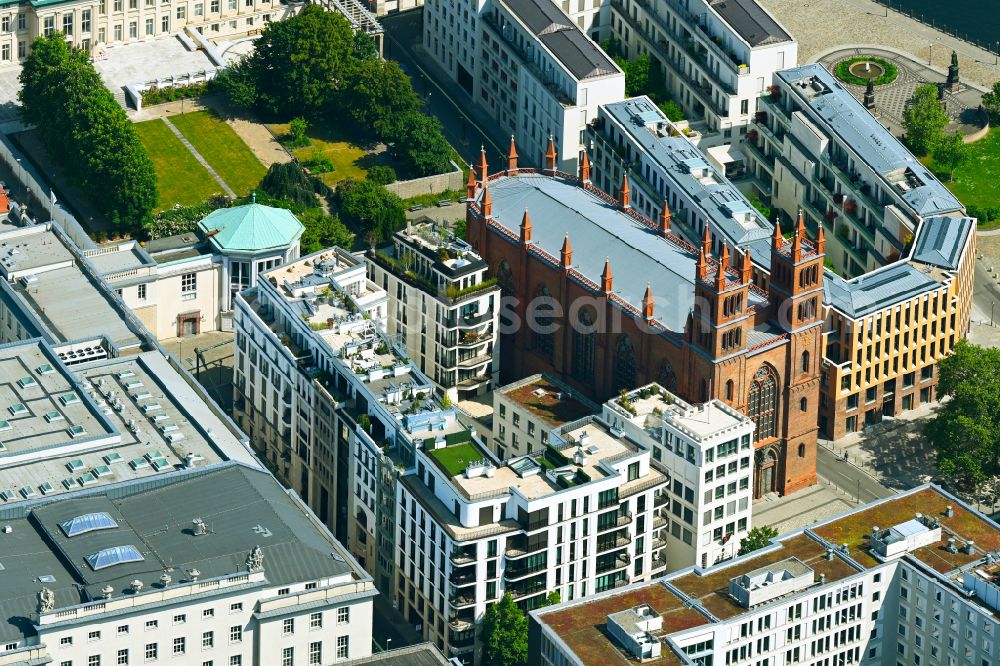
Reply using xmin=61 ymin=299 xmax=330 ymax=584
xmin=902 ymin=83 xmax=950 ymax=156
xmin=925 ymin=341 xmax=1000 ymax=493
xmin=208 ymin=56 xmax=259 ymax=110
xmin=299 ymin=209 xmax=354 ymax=253
xmin=658 ymin=99 xmax=684 ymax=122
xmin=619 ymin=53 xmax=652 ymax=98
xmin=251 ymin=5 xmax=354 ymax=117
xmin=343 ymin=58 xmax=421 ymax=134
xmin=932 ymin=132 xmax=969 ymax=182
xmin=336 ymin=178 xmax=405 ymax=243
xmin=365 ymin=165 xmax=397 ymax=185
xmin=480 ymin=593 xmax=528 ymax=666
xmin=748 ymin=192 xmax=772 ymax=221
xmin=352 ymin=31 xmax=378 ymax=62
xmin=259 ymin=162 xmax=327 ymax=210
xmin=982 ymin=81 xmax=1000 ymax=124
xmin=544 ymin=591 xmax=561 ymax=606
xmin=289 ymin=117 xmax=310 ymax=147
xmin=384 ymin=111 xmax=452 ymax=177
xmin=738 ymin=525 xmax=779 ymax=555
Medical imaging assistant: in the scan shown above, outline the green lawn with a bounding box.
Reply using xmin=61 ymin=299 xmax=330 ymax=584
xmin=268 ymin=122 xmax=396 ymax=185
xmin=134 ymin=119 xmax=221 ymax=210
xmin=171 ymin=111 xmax=267 ymax=196
xmin=427 ymin=442 xmax=482 ymax=477
xmin=925 ymin=127 xmax=1000 ymax=210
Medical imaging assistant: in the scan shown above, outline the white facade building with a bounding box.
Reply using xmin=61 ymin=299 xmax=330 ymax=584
xmin=609 ymin=0 xmax=796 ymax=148
xmin=422 ymin=0 xmax=624 ymax=173
xmin=366 ymin=220 xmax=501 ymax=402
xmin=602 ymin=383 xmax=755 ymax=571
xmin=530 ymin=484 xmax=1000 ymax=666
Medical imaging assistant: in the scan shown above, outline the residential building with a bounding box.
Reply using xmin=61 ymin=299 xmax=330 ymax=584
xmin=397 ymin=411 xmax=669 ymax=663
xmin=603 ymin=383 xmax=756 ymax=569
xmin=0 ymin=463 xmax=376 ymax=666
xmin=366 ymin=219 xmax=501 ymax=402
xmin=232 ymin=246 xmax=460 ymax=595
xmin=820 ymin=215 xmax=975 ymax=439
xmin=465 ymin=146 xmax=823 ymax=498
xmin=530 ymin=484 xmax=1000 ymax=666
xmin=746 ymin=63 xmax=964 ymax=278
xmin=0 ymin=0 xmax=380 ymax=61
xmin=422 ymin=0 xmax=624 ymax=173
xmin=492 ymin=373 xmax=598 ymax=461
xmin=608 ymin=0 xmax=796 ymax=147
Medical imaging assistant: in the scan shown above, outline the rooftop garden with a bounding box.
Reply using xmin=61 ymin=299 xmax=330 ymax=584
xmin=425 ymin=435 xmax=480 ymax=477
xmin=505 ymin=379 xmax=595 ymax=426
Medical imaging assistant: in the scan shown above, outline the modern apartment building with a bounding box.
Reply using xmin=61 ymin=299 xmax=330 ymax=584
xmin=0 ymin=0 xmax=381 ymax=61
xmin=491 ymin=373 xmax=598 ymax=461
xmin=746 ymin=64 xmax=964 ymax=278
xmin=608 ymin=0 xmax=796 ymax=147
xmin=0 ymin=463 xmax=377 ymax=666
xmin=422 ymin=0 xmax=624 ymax=173
xmin=602 ymin=383 xmax=756 ymax=569
xmin=365 ymin=219 xmax=501 ymax=402
xmin=397 ymin=412 xmax=669 ymax=663
xmin=530 ymin=484 xmax=1000 ymax=666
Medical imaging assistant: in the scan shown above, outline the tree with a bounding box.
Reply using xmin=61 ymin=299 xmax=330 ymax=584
xmin=480 ymin=593 xmax=528 ymax=666
xmin=902 ymin=83 xmax=950 ymax=156
xmin=384 ymin=111 xmax=452 ymax=177
xmin=289 ymin=117 xmax=310 ymax=147
xmin=544 ymin=591 xmax=561 ymax=606
xmin=932 ymin=132 xmax=969 ymax=182
xmin=336 ymin=178 xmax=406 ymax=243
xmin=343 ymin=58 xmax=421 ymax=134
xmin=352 ymin=31 xmax=378 ymax=62
xmin=365 ymin=165 xmax=397 ymax=185
xmin=738 ymin=525 xmax=779 ymax=555
xmin=982 ymin=81 xmax=1000 ymax=124
xmin=299 ymin=209 xmax=355 ymax=253
xmin=259 ymin=162 xmax=327 ymax=210
xmin=925 ymin=341 xmax=1000 ymax=493
xmin=619 ymin=53 xmax=652 ymax=98
xmin=208 ymin=55 xmax=259 ymax=111
xmin=250 ymin=5 xmax=354 ymax=117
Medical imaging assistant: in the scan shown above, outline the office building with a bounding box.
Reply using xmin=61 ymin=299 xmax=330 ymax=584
xmin=491 ymin=373 xmax=598 ymax=461
xmin=366 ymin=219 xmax=501 ymax=402
xmin=422 ymin=0 xmax=624 ymax=173
xmin=397 ymin=411 xmax=668 ymax=663
xmin=530 ymin=484 xmax=1000 ymax=666
xmin=609 ymin=0 xmax=796 ymax=148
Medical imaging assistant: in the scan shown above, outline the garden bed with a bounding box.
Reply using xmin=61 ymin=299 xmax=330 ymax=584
xmin=833 ymin=56 xmax=899 ymax=86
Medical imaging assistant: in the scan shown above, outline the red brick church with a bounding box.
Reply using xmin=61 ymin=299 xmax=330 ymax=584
xmin=465 ymin=141 xmax=823 ymax=498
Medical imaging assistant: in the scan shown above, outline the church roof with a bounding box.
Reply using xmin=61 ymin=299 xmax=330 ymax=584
xmin=198 ymin=202 xmax=304 ymax=254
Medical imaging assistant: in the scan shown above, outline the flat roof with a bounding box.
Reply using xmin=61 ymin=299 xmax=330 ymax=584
xmin=0 ymin=463 xmax=365 ymax=644
xmin=342 ymin=643 xmax=450 ymax=666
xmin=539 ymin=581 xmax=709 ymax=665
xmin=480 ymin=174 xmax=767 ymax=332
xmin=600 ymin=97 xmax=775 ymax=269
xmin=500 ymin=0 xmax=619 ymax=80
xmin=708 ymin=0 xmax=792 ymax=47
xmin=499 ymin=374 xmax=598 ymax=427
xmin=776 ymin=65 xmax=962 ymax=218
xmin=0 ymin=343 xmax=254 ymax=505
xmin=84 ymin=242 xmax=155 ymax=278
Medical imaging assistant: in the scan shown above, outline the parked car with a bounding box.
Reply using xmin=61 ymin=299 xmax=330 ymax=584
xmin=436 ymin=200 xmax=453 ymax=207
xmin=408 ymin=204 xmax=425 ymax=212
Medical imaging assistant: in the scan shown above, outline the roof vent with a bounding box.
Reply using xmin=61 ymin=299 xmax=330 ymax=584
xmin=130 ymin=580 xmax=143 ymax=593
xmin=192 ymin=518 xmax=208 ymax=536
xmin=159 ymin=571 xmax=172 ymax=587
xmin=101 ymin=585 xmax=114 ymax=600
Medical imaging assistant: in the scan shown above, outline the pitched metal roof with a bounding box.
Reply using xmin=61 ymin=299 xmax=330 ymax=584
xmin=823 ymin=262 xmax=940 ymax=319
xmin=198 ymin=203 xmax=304 ymax=254
xmin=910 ymin=216 xmax=973 ymax=270
xmin=500 ymin=0 xmax=619 ymax=80
xmin=708 ymin=0 xmax=792 ymax=47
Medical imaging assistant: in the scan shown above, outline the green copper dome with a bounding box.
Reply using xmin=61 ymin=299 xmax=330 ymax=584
xmin=198 ymin=200 xmax=304 ymax=254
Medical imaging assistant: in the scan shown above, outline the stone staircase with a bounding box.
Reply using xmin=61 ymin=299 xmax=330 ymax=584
xmin=112 ymin=86 xmax=129 ymax=110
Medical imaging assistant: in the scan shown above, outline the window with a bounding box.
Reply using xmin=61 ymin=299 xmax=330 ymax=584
xmin=145 ymin=643 xmax=157 ymax=661
xmin=81 ymin=9 xmax=91 ymax=31
xmin=572 ymin=308 xmax=595 ymax=381
xmin=308 ymin=642 xmax=322 ymax=665
xmin=211 ymin=0 xmax=219 ymax=10
xmin=160 ymin=15 xmax=168 ymax=31
xmin=800 ymin=397 xmax=807 ymax=412
xmin=801 ymin=350 xmax=810 ymax=372
xmin=129 ymin=20 xmax=137 ymax=38
xmin=336 ymin=636 xmax=349 ymax=659
xmin=63 ymin=13 xmax=73 ymax=35
xmin=531 ymin=285 xmax=555 ymax=359
xmin=1 ymin=16 xmax=8 ymax=30
xmin=797 ymin=443 xmax=805 ymax=458
xmin=114 ymin=23 xmax=122 ymax=40
xmin=181 ymin=272 xmax=197 ymax=293
xmin=89 ymin=657 xmax=101 ymax=666
xmin=145 ymin=17 xmax=153 ymax=34
xmin=229 ymin=626 xmax=242 ymax=643
xmin=202 ymin=608 xmax=215 ymax=619
xmin=310 ymin=612 xmax=323 ymax=629
xmin=89 ymin=631 xmax=101 ymax=641
xmin=202 ymin=631 xmax=214 ymax=649
xmin=114 ymin=0 xmax=122 ymax=9
xmin=229 ymin=658 xmax=241 ymax=666
xmin=173 ymin=614 xmax=186 ymax=625
xmin=117 ymin=649 xmax=129 ymax=665
xmin=282 ymin=618 xmax=294 ymax=635
xmin=43 ymin=15 xmax=54 ymax=35
xmin=195 ymin=3 xmax=203 ymax=15
xmin=17 ymin=13 xmax=25 ymax=30
xmin=613 ymin=334 xmax=636 ymax=391
xmin=747 ymin=365 xmax=778 ymax=441
xmin=229 ymin=603 xmax=243 ymax=613
xmin=281 ymin=648 xmax=293 ymax=666
xmin=228 ymin=0 xmax=236 ymax=8
xmin=176 ymin=5 xmax=185 ymax=19
xmin=62 ymin=637 xmax=74 ymax=645
xmin=337 ymin=606 xmax=350 ymax=624
xmin=145 ymin=620 xmax=158 ymax=630
xmin=173 ymin=638 xmax=185 ymax=655
xmin=118 ymin=625 xmax=129 ymax=635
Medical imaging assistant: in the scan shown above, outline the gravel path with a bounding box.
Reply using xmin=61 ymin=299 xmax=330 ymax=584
xmin=759 ymin=0 xmax=1000 ymax=88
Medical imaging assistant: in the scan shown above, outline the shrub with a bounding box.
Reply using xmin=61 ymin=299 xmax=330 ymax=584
xmin=288 ymin=116 xmax=310 ymax=147
xmin=365 ymin=165 xmax=397 ymax=185
xmin=834 ymin=57 xmax=899 ymax=86
xmin=302 ymin=155 xmax=335 ymax=174
xmin=259 ymin=161 xmax=326 ymax=210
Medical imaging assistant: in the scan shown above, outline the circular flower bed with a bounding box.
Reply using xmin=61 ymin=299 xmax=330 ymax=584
xmin=834 ymin=56 xmax=899 ymax=86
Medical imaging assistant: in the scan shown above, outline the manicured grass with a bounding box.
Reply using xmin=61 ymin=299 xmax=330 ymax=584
xmin=134 ymin=119 xmax=221 ymax=210
xmin=925 ymin=127 xmax=1000 ymax=210
xmin=427 ymin=442 xmax=482 ymax=477
xmin=170 ymin=111 xmax=267 ymax=196
xmin=268 ymin=122 xmax=398 ymax=185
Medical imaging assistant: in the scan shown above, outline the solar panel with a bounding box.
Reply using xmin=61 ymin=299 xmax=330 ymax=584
xmin=85 ymin=545 xmax=144 ymax=571
xmin=60 ymin=512 xmax=119 ymax=538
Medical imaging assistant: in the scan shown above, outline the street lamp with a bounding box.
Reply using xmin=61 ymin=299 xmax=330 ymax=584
xmin=385 ymin=638 xmax=392 ymax=653
xmin=14 ymin=157 xmax=24 ymax=203
xmin=991 ymin=300 xmax=995 ymax=327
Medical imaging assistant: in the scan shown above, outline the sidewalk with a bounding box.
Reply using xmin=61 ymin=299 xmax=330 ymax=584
xmin=752 ymin=481 xmax=858 ymax=534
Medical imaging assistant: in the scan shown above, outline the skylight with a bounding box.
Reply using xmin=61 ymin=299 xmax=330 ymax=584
xmin=60 ymin=512 xmax=119 ymax=538
xmin=85 ymin=545 xmax=144 ymax=570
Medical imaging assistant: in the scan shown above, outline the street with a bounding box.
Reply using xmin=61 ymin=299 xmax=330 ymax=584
xmin=371 ymin=589 xmax=421 ymax=653
xmin=816 ymin=445 xmax=896 ymax=503
xmin=381 ymin=9 xmax=517 ymax=168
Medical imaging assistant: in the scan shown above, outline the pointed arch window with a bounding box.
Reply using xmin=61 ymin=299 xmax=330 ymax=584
xmin=496 ymin=260 xmax=515 ymax=297
xmin=532 ymin=285 xmax=555 ymax=359
xmin=613 ymin=334 xmax=636 ymax=391
xmin=572 ymin=308 xmax=595 ymax=382
xmin=657 ymin=361 xmax=677 ymax=392
xmin=747 ymin=365 xmax=778 ymax=442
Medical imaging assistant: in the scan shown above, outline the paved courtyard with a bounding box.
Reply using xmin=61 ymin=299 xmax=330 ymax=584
xmin=95 ymin=35 xmax=220 ymax=92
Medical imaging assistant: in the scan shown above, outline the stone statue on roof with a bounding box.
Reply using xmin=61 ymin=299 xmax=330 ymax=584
xmin=38 ymin=587 xmax=55 ymax=613
xmin=246 ymin=544 xmax=264 ymax=572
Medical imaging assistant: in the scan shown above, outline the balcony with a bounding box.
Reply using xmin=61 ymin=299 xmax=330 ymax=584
xmin=449 ymin=591 xmax=476 ymax=609
xmin=508 ymin=578 xmax=547 ymax=600
xmin=597 ymin=511 xmax=632 ymax=533
xmin=596 ymin=553 xmax=631 ymax=575
xmin=742 ymin=138 xmax=775 ymax=172
xmin=505 ymin=560 xmax=547 ymax=581
xmin=450 ymin=630 xmax=476 ymax=649
xmin=654 ymin=493 xmax=668 ymax=508
xmin=652 ymin=535 xmax=667 ymax=550
xmin=597 ymin=534 xmax=631 ymax=554
xmin=451 ymin=547 xmax=476 ymax=565
xmin=651 ymin=555 xmax=667 ymax=570
xmin=450 ymin=569 xmax=477 ymax=586
xmin=445 ymin=309 xmax=493 ymax=329
xmin=652 ymin=514 xmax=667 ymax=529
xmin=506 ymin=538 xmax=546 ymax=559
xmin=449 ymin=613 xmax=474 ymax=632
xmin=758 ymin=93 xmax=791 ymax=128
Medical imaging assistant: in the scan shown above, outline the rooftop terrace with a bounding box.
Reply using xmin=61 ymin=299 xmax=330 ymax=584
xmin=499 ymin=374 xmax=598 ymax=427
